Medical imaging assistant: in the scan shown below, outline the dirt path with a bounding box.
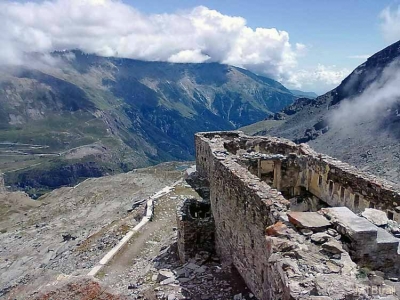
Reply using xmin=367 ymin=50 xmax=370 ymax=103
xmin=97 ymin=178 xmax=256 ymax=300
xmin=0 ymin=162 xmax=187 ymax=299
xmin=99 ymin=182 xmax=198 ymax=293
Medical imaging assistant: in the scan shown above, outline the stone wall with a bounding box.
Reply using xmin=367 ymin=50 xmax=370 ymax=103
xmin=196 ymin=133 xmax=291 ymax=299
xmin=176 ymin=198 xmax=215 ymax=263
xmin=0 ymin=173 xmax=5 ymax=192
xmin=194 ymin=131 xmax=400 ymax=299
xmin=218 ymin=132 xmax=400 ymax=222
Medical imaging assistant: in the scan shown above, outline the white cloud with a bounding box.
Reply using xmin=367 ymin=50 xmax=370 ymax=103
xmin=330 ymin=59 xmax=400 ymax=128
xmin=379 ymin=6 xmax=400 ymax=43
xmin=286 ymin=64 xmax=350 ymax=92
xmin=348 ymin=55 xmax=370 ymax=60
xmin=0 ymin=0 xmax=358 ymax=93
xmin=0 ymin=0 xmax=302 ymax=81
xmin=168 ymin=49 xmax=210 ymax=63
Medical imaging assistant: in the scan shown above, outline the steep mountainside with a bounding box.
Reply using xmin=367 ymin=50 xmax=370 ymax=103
xmin=289 ymin=89 xmax=318 ymax=99
xmin=0 ymin=51 xmax=295 ymax=195
xmin=242 ymin=40 xmax=400 ymax=182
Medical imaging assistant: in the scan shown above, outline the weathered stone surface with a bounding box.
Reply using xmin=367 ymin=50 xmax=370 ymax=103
xmin=185 ymin=262 xmax=200 ymax=270
xmin=311 ymin=232 xmax=331 ymax=244
xmin=376 ymin=227 xmax=399 ymax=251
xmin=322 ymin=241 xmax=344 ymax=254
xmin=167 ymin=294 xmax=176 ymax=300
xmin=0 ymin=173 xmax=5 ymax=193
xmin=361 ymin=208 xmax=389 ymax=226
xmin=158 ymin=269 xmax=175 ymax=282
xmin=325 ymin=261 xmax=341 ymax=273
xmin=30 ymin=276 xmax=126 ymax=300
xmin=176 ymin=198 xmax=214 ymax=263
xmin=265 ymin=221 xmax=288 ymax=236
xmin=287 ymin=212 xmax=331 ymax=231
xmin=301 ymin=229 xmax=313 ymax=236
xmin=160 ymin=277 xmax=175 ymax=285
xmin=322 ymin=207 xmax=377 ymax=241
xmin=194 ymin=131 xmax=400 ymax=300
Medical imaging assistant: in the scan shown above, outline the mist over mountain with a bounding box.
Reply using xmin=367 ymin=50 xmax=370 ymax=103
xmin=243 ymin=40 xmax=400 ymax=182
xmin=0 ymin=50 xmax=295 ymax=195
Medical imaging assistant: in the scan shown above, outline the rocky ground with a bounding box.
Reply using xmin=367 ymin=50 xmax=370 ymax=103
xmin=0 ymin=162 xmax=187 ymax=299
xmin=97 ymin=182 xmax=255 ymax=300
xmin=0 ymin=163 xmax=255 ymax=300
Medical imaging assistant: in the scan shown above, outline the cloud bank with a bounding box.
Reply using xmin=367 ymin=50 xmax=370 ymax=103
xmin=380 ymin=5 xmax=400 ymax=43
xmin=287 ymin=64 xmax=350 ymax=90
xmin=0 ymin=0 xmax=303 ymax=80
xmin=0 ymin=0 xmax=353 ymax=92
xmin=330 ymin=59 xmax=400 ymax=129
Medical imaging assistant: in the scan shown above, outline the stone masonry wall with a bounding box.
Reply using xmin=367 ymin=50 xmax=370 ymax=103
xmin=0 ymin=173 xmax=5 ymax=192
xmin=196 ymin=132 xmax=293 ymax=299
xmin=194 ymin=131 xmax=400 ymax=299
xmin=219 ymin=132 xmax=400 ymax=222
xmin=176 ymin=198 xmax=215 ymax=263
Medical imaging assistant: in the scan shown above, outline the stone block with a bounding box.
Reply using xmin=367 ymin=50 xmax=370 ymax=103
xmin=265 ymin=221 xmax=288 ymax=236
xmin=160 ymin=277 xmax=176 ymax=285
xmin=321 ymin=240 xmax=344 ymax=254
xmin=311 ymin=232 xmax=331 ymax=244
xmin=361 ymin=208 xmax=389 ymax=226
xmin=287 ymin=212 xmax=331 ymax=232
xmin=322 ymin=207 xmax=377 ymax=242
xmin=157 ymin=269 xmax=176 ymax=282
xmin=376 ymin=227 xmax=399 ymax=252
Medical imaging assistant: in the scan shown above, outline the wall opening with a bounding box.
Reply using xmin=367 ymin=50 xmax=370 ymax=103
xmin=340 ymin=187 xmax=345 ymax=199
xmin=189 ymin=202 xmax=211 ymax=219
xmin=369 ymin=202 xmax=375 ymax=209
xmin=329 ymin=181 xmax=334 ymax=195
xmin=354 ymin=195 xmax=360 ymax=208
xmin=318 ymin=175 xmax=323 ymax=186
xmin=388 ymin=211 xmax=394 ymax=220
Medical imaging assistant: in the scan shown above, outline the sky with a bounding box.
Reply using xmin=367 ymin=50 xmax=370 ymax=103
xmin=1 ymin=0 xmax=400 ymax=94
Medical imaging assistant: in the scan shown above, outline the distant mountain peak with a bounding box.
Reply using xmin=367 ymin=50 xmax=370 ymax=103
xmin=289 ymin=89 xmax=318 ymax=99
xmin=0 ymin=52 xmax=296 ymax=195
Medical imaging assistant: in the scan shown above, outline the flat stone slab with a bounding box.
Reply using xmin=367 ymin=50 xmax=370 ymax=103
xmin=376 ymin=228 xmax=399 ymax=251
xmin=361 ymin=208 xmax=388 ymax=227
xmin=322 ymin=207 xmax=377 ymax=241
xmin=287 ymin=212 xmax=331 ymax=231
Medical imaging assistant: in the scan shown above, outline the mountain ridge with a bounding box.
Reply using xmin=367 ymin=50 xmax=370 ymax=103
xmin=0 ymin=51 xmax=296 ymax=195
xmin=242 ymin=39 xmax=400 ymax=182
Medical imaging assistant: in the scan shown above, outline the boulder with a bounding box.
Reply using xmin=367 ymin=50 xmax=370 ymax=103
xmin=321 ymin=241 xmax=344 ymax=254
xmin=266 ymin=221 xmax=288 ymax=236
xmin=311 ymin=232 xmax=331 ymax=244
xmin=287 ymin=212 xmax=331 ymax=232
xmin=160 ymin=277 xmax=175 ymax=285
xmin=361 ymin=208 xmax=388 ymax=227
xmin=157 ymin=269 xmax=175 ymax=282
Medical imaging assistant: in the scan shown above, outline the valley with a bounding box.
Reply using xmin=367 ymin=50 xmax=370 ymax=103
xmin=2 ymin=1 xmax=400 ymax=299
xmin=0 ymin=53 xmax=297 ymax=195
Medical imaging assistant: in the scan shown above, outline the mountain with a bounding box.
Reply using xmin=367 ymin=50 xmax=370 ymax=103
xmin=242 ymin=40 xmax=400 ymax=182
xmin=289 ymin=89 xmax=318 ymax=99
xmin=0 ymin=51 xmax=296 ymax=196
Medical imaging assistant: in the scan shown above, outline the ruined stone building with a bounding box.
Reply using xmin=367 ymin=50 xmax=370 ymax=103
xmin=0 ymin=173 xmax=5 ymax=192
xmin=177 ymin=131 xmax=400 ymax=299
